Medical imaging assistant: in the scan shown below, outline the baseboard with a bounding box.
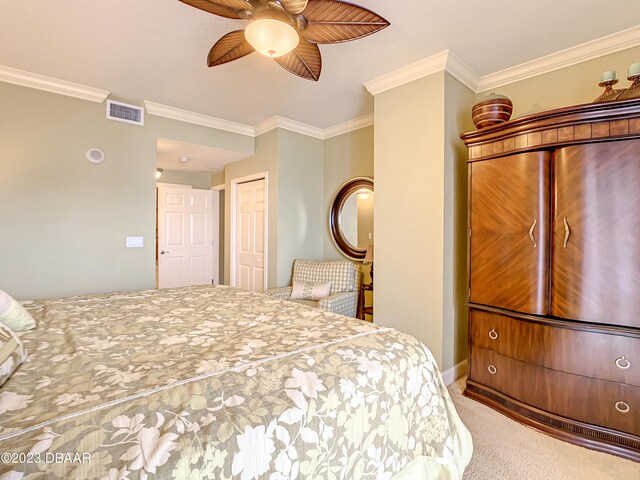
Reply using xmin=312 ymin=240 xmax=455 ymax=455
xmin=442 ymin=359 xmax=468 ymax=386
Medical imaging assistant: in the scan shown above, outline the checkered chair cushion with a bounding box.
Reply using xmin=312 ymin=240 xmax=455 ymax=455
xmin=265 ymin=260 xmax=361 ymax=317
xmin=318 ymin=291 xmax=359 ymax=317
xmin=291 ymin=260 xmax=357 ymax=295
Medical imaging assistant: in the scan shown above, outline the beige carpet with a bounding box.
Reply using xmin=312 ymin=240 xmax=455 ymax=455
xmin=448 ymin=379 xmax=640 ymax=480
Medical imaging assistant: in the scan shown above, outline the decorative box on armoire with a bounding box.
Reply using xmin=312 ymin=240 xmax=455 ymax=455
xmin=461 ymin=98 xmax=640 ymax=461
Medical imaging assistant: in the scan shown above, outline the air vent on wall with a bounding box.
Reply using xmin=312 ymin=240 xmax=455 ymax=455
xmin=106 ymin=99 xmax=144 ymax=126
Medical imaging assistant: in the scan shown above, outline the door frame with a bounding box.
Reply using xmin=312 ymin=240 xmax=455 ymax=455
xmin=230 ymin=172 xmax=269 ymax=290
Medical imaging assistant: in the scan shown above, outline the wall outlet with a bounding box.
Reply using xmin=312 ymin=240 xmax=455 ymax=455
xmin=126 ymin=236 xmax=144 ymax=248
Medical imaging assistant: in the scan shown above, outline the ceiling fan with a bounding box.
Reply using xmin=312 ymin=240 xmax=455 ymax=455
xmin=179 ymin=0 xmax=390 ymax=81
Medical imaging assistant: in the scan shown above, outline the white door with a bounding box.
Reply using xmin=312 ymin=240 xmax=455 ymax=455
xmin=235 ymin=179 xmax=266 ymax=292
xmin=158 ymin=186 xmax=213 ymax=288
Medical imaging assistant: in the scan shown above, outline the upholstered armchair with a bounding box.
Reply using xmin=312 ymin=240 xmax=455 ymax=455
xmin=265 ymin=259 xmax=361 ymax=317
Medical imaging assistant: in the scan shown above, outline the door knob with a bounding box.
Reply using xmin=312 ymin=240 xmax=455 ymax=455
xmin=160 ymin=250 xmax=170 ymax=255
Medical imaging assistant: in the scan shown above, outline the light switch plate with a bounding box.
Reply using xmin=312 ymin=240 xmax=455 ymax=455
xmin=126 ymin=236 xmax=144 ymax=248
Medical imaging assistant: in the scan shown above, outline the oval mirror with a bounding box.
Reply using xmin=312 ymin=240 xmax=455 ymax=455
xmin=329 ymin=177 xmax=374 ymax=260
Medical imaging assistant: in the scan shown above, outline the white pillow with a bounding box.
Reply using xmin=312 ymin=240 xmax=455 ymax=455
xmin=290 ymin=281 xmax=332 ymax=301
xmin=0 ymin=290 xmax=36 ymax=332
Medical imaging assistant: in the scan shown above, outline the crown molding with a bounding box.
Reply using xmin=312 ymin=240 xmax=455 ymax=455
xmin=144 ymin=101 xmax=254 ymax=137
xmin=363 ymin=49 xmax=480 ymax=95
xmin=254 ymin=115 xmax=325 ymax=139
xmin=253 ymin=116 xmax=280 ymax=137
xmin=323 ymin=114 xmax=374 ymax=139
xmin=364 ymin=26 xmax=640 ymax=96
xmin=364 ymin=50 xmax=450 ymax=96
xmin=445 ymin=51 xmax=481 ymax=92
xmin=477 ymin=25 xmax=640 ymax=92
xmin=0 ymin=65 xmax=368 ymax=138
xmin=0 ymin=65 xmax=110 ymax=103
xmin=253 ymin=114 xmax=373 ymax=140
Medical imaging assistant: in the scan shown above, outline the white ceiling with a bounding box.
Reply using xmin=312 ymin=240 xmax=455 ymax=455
xmin=157 ymin=137 xmax=251 ymax=172
xmin=1 ymin=1 xmax=639 ymax=129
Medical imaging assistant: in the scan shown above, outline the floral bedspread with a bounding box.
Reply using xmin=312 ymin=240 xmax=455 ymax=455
xmin=0 ymin=285 xmax=472 ymax=479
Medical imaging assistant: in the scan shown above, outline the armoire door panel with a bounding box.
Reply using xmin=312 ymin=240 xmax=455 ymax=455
xmin=552 ymin=140 xmax=640 ymax=327
xmin=470 ymin=152 xmax=551 ymax=315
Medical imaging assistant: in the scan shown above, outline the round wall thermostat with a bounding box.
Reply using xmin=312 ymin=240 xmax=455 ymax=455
xmin=86 ymin=147 xmax=106 ymax=164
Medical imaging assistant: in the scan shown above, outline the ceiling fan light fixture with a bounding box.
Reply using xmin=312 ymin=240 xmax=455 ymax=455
xmin=244 ymin=18 xmax=299 ymax=58
xmin=182 ymin=0 xmax=389 ymax=81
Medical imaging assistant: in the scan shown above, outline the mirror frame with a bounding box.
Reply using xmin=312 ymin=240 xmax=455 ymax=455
xmin=329 ymin=176 xmax=374 ymax=260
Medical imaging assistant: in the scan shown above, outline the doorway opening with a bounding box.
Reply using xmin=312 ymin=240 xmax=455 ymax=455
xmin=155 ymin=137 xmax=248 ymax=289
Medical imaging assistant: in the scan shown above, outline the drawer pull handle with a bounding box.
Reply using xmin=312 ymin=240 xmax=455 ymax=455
xmin=528 ymin=218 xmax=537 ymax=248
xmin=488 ymin=329 xmax=498 ymax=340
xmin=563 ymin=217 xmax=571 ymax=248
xmin=488 ymin=364 xmax=497 ymax=375
xmin=615 ymin=401 xmax=630 ymax=414
xmin=615 ymin=356 xmax=630 ymax=370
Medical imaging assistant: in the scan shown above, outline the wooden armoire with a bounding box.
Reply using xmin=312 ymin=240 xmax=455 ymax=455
xmin=461 ymin=99 xmax=640 ymax=461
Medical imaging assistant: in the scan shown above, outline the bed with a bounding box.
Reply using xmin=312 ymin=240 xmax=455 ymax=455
xmin=0 ymin=285 xmax=472 ymax=479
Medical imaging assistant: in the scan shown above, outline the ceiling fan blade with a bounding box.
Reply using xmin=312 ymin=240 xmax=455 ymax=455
xmin=178 ymin=0 xmax=250 ymax=20
xmin=208 ymin=30 xmax=255 ymax=67
xmin=280 ymin=0 xmax=309 ymax=14
xmin=300 ymin=0 xmax=389 ymax=44
xmin=274 ymin=40 xmax=322 ymax=81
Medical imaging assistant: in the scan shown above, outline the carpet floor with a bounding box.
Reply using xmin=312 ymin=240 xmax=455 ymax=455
xmin=448 ymin=378 xmax=640 ymax=480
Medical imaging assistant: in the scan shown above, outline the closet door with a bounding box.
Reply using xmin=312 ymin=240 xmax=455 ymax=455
xmin=552 ymin=140 xmax=640 ymax=327
xmin=469 ymin=152 xmax=551 ymax=315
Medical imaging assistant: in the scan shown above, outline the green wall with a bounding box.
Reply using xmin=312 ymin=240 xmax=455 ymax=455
xmin=223 ymin=130 xmax=279 ymax=289
xmin=277 ymin=129 xmax=324 ymax=286
xmin=158 ymin=170 xmax=213 ymax=189
xmin=0 ymin=81 xmax=252 ymax=300
xmin=222 ymin=129 xmax=325 ymax=289
xmin=219 ymin=127 xmax=374 ymax=295
xmin=322 ymin=126 xmax=374 ymax=261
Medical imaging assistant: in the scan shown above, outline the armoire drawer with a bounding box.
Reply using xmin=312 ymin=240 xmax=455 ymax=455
xmin=470 ymin=347 xmax=640 ymax=436
xmin=470 ymin=308 xmax=640 ymax=387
